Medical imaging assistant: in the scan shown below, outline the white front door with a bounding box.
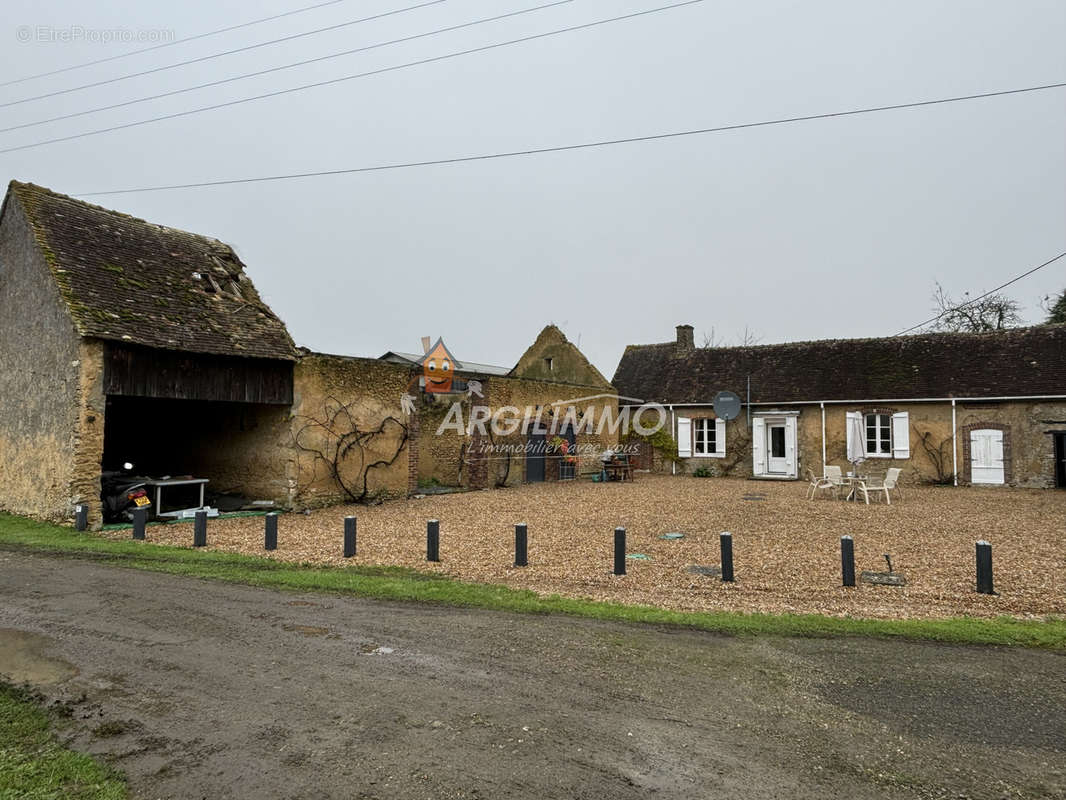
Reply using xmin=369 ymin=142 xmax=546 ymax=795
xmin=970 ymin=429 xmax=1005 ymax=485
xmin=767 ymin=423 xmax=788 ymax=473
xmin=753 ymin=415 xmax=797 ymax=478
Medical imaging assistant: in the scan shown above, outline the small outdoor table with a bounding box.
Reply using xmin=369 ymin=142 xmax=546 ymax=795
xmin=604 ymin=458 xmax=633 ymax=482
xmin=144 ymin=478 xmax=209 ymax=518
xmin=843 ymin=475 xmax=869 ymax=503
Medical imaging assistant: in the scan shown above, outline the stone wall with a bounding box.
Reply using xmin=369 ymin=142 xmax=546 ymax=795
xmin=290 ymin=353 xmax=413 ymax=507
xmin=0 ymin=194 xmax=83 ymax=522
xmin=417 ymin=376 xmax=619 ymax=489
xmin=664 ymin=400 xmax=1066 ymax=488
xmin=511 ymin=325 xmax=612 ymax=388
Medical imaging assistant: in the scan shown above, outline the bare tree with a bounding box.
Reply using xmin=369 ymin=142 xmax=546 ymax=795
xmin=929 ymin=282 xmax=1022 ymax=333
xmin=700 ymin=326 xmax=763 ymax=348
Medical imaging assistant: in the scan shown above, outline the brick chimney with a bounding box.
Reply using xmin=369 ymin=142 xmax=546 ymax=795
xmin=676 ymin=324 xmax=694 ymax=350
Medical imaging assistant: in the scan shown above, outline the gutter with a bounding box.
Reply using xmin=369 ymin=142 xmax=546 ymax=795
xmin=952 ymin=398 xmax=958 ymax=487
xmin=625 ymin=394 xmax=1066 ymax=407
xmin=820 ymin=402 xmax=826 ymax=471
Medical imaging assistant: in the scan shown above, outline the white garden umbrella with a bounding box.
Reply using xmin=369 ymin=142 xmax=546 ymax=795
xmin=847 ymin=414 xmax=867 ymax=467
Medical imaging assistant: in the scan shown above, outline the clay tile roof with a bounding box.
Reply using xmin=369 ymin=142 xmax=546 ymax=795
xmin=6 ymin=181 xmax=296 ymax=361
xmin=612 ymin=325 xmax=1066 ymax=404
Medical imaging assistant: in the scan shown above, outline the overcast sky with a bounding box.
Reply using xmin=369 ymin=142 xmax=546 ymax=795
xmin=2 ymin=0 xmax=1064 ymax=377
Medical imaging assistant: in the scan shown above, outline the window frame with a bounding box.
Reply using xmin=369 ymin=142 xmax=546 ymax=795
xmin=692 ymin=418 xmax=718 ymax=457
xmin=864 ymin=412 xmax=892 ymax=458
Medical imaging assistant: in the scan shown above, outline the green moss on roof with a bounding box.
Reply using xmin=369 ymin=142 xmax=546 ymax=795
xmin=5 ymin=180 xmax=296 ymax=361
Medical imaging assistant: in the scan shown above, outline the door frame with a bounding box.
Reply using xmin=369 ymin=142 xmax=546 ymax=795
xmin=961 ymin=422 xmax=1011 ymax=485
xmin=766 ymin=422 xmax=788 ymax=474
xmin=1053 ymin=432 xmax=1066 ymax=489
xmin=752 ymin=412 xmax=799 ymax=479
xmin=969 ymin=428 xmax=1005 ymax=485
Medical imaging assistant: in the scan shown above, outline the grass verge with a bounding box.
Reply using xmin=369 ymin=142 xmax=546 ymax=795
xmin=0 ymin=682 xmax=126 ymax=799
xmin=2 ymin=512 xmax=1064 ymax=650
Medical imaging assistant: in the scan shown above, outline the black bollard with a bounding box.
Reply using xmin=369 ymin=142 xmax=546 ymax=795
xmin=74 ymin=504 xmax=88 ymax=532
xmin=514 ymin=523 xmax=528 ymax=567
xmin=841 ymin=535 xmax=855 ymax=587
xmin=193 ymin=510 xmax=207 ymax=547
xmin=720 ymin=531 xmax=734 ymax=582
xmin=344 ymin=516 xmax=357 ymax=558
xmin=132 ymin=507 xmax=146 ymax=540
xmin=976 ymin=540 xmax=994 ymax=594
xmin=613 ymin=527 xmax=626 ymax=576
xmin=265 ymin=513 xmax=278 ymax=551
xmin=427 ymin=519 xmax=440 ymax=562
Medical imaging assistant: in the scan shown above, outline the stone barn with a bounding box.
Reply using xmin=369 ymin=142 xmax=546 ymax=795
xmin=0 ymin=181 xmax=297 ymax=526
xmin=0 ymin=182 xmax=621 ymax=527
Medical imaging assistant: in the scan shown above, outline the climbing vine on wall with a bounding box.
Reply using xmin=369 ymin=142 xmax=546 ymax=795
xmin=292 ymin=395 xmax=408 ymax=504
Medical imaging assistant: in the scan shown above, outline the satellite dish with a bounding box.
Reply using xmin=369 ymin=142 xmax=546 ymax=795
xmin=713 ymin=391 xmax=742 ymax=421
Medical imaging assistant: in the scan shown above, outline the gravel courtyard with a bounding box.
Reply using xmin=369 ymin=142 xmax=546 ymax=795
xmin=104 ymin=475 xmax=1066 ymax=621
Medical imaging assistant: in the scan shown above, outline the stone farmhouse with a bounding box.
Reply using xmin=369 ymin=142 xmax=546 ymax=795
xmin=613 ymin=324 xmax=1066 ymax=488
xmin=0 ymin=182 xmax=616 ymax=527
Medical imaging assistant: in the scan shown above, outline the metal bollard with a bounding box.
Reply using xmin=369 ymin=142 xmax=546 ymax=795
xmin=265 ymin=513 xmax=278 ymax=551
xmin=344 ymin=516 xmax=357 ymax=558
xmin=132 ymin=507 xmax=146 ymax=540
xmin=193 ymin=510 xmax=207 ymax=547
xmin=841 ymin=535 xmax=855 ymax=587
xmin=720 ymin=531 xmax=734 ymax=582
xmin=514 ymin=523 xmax=528 ymax=567
xmin=74 ymin=504 xmax=88 ymax=532
xmin=427 ymin=519 xmax=440 ymax=562
xmin=976 ymin=540 xmax=994 ymax=594
xmin=613 ymin=527 xmax=626 ymax=576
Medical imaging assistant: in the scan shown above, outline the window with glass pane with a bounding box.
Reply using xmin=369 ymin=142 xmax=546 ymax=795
xmin=865 ymin=413 xmax=891 ymax=455
xmin=694 ymin=418 xmax=716 ymax=455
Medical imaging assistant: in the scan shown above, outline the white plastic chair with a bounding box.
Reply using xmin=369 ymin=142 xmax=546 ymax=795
xmin=858 ymin=467 xmax=903 ymax=504
xmin=806 ymin=468 xmax=835 ymax=500
xmin=824 ymin=465 xmax=847 ymax=498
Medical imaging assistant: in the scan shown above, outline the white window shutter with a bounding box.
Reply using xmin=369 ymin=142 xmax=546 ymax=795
xmin=846 ymin=411 xmax=861 ymax=455
xmin=752 ymin=419 xmax=766 ymax=475
xmin=892 ymin=412 xmax=910 ymax=459
xmin=785 ymin=416 xmax=798 ymax=477
xmin=677 ymin=416 xmax=692 ymax=457
xmin=715 ymin=418 xmax=726 ymax=455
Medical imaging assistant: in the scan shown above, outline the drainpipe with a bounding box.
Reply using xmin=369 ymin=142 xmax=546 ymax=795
xmin=746 ymin=376 xmax=751 ymax=427
xmin=820 ymin=402 xmax=826 ymax=471
xmin=669 ymin=404 xmax=676 ymax=475
xmin=951 ymin=398 xmax=958 ymax=486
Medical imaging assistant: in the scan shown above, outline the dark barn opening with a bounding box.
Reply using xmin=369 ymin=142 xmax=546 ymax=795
xmin=102 ymin=344 xmax=294 ymax=514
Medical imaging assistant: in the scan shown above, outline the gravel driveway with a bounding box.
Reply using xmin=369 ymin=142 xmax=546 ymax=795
xmin=1 ymin=551 xmax=1064 ymax=799
xmin=102 ymin=475 xmax=1066 ymax=619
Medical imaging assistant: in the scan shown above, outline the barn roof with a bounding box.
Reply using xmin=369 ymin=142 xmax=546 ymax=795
xmin=3 ymin=181 xmax=296 ymax=361
xmin=611 ymin=325 xmax=1066 ymax=404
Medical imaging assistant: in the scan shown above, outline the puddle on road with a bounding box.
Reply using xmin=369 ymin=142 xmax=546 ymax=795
xmin=0 ymin=628 xmax=78 ymax=685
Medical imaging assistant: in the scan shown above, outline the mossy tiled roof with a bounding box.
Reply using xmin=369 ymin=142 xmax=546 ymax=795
xmin=5 ymin=181 xmax=296 ymax=361
xmin=612 ymin=325 xmax=1066 ymax=404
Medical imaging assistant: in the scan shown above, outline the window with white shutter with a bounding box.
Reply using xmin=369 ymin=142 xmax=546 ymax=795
xmin=891 ymin=412 xmax=910 ymax=459
xmin=677 ymin=416 xmax=692 ymax=457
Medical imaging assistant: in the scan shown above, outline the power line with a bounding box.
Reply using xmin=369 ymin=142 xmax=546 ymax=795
xmin=1 ymin=0 xmax=360 ymax=89
xmin=0 ymin=0 xmax=708 ymax=155
xmin=0 ymin=0 xmax=447 ymax=109
xmin=74 ymin=81 xmax=1066 ymax=197
xmin=0 ymin=1 xmax=571 ymax=135
xmin=893 ymin=252 xmax=1066 ymax=336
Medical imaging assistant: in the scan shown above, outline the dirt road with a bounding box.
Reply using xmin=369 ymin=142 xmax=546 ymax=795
xmin=1 ymin=551 xmax=1063 ymax=799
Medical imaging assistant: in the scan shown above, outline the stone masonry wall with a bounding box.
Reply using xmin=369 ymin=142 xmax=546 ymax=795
xmin=663 ymin=400 xmax=1066 ymax=487
xmin=290 ymin=353 xmax=413 ymax=507
xmin=0 ymin=193 xmax=84 ymax=522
